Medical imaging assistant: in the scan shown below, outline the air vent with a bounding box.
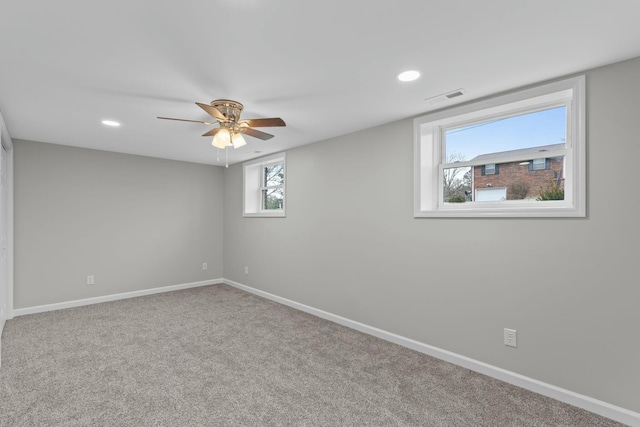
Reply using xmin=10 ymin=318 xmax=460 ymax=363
xmin=425 ymin=89 xmax=466 ymax=105
xmin=446 ymin=90 xmax=465 ymax=99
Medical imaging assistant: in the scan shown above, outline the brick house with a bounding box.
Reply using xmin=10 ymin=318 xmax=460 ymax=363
xmin=471 ymin=143 xmax=564 ymax=201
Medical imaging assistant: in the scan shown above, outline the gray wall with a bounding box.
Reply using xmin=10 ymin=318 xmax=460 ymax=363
xmin=223 ymin=57 xmax=640 ymax=412
xmin=14 ymin=140 xmax=224 ymax=308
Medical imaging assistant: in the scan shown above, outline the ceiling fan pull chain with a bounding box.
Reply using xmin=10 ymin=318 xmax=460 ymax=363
xmin=217 ymin=148 xmax=220 ymax=162
xmin=225 ymin=147 xmax=229 ymax=168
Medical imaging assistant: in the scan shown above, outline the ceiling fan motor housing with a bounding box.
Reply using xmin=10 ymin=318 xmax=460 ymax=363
xmin=211 ymin=99 xmax=244 ymax=122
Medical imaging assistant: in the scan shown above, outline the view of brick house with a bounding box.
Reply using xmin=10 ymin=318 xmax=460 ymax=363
xmin=471 ymin=143 xmax=564 ymax=201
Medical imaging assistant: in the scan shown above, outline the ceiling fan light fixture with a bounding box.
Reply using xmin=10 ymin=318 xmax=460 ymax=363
xmin=232 ymin=132 xmax=247 ymax=149
xmin=211 ymin=136 xmax=224 ymax=149
xmin=212 ymin=128 xmax=231 ymax=148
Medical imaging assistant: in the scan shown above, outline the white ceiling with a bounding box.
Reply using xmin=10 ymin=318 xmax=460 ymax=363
xmin=1 ymin=0 xmax=640 ymax=166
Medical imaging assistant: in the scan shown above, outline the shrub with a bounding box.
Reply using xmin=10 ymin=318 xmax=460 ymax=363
xmin=537 ymin=181 xmax=564 ymax=200
xmin=448 ymin=194 xmax=466 ymax=203
xmin=508 ymin=181 xmax=529 ymax=200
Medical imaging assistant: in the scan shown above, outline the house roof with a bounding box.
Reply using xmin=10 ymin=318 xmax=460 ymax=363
xmin=471 ymin=143 xmax=565 ymax=163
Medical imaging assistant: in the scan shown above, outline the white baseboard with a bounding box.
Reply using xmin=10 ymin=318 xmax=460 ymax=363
xmin=223 ymin=279 xmax=640 ymax=427
xmin=12 ymin=279 xmax=223 ymax=317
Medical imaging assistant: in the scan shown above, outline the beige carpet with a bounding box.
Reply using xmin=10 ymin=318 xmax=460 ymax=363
xmin=0 ymin=284 xmax=624 ymax=426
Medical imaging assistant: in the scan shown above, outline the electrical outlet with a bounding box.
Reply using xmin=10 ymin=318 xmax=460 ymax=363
xmin=86 ymin=275 xmax=95 ymax=285
xmin=504 ymin=328 xmax=517 ymax=348
xmin=244 ymin=266 xmax=249 ymax=275
xmin=202 ymin=262 xmax=207 ymax=271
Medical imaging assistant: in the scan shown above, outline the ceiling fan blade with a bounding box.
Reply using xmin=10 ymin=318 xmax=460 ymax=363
xmin=196 ymin=102 xmax=226 ymax=121
xmin=157 ymin=117 xmax=215 ymax=125
xmin=241 ymin=127 xmax=274 ymax=140
xmin=239 ymin=117 xmax=286 ymax=127
xmin=202 ymin=128 xmax=221 ymax=137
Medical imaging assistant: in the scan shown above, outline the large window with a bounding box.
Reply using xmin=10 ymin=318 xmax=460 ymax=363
xmin=243 ymin=153 xmax=286 ymax=217
xmin=414 ymin=76 xmax=585 ymax=217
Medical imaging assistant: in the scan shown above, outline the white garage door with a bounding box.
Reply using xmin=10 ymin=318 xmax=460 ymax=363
xmin=476 ymin=187 xmax=507 ymax=202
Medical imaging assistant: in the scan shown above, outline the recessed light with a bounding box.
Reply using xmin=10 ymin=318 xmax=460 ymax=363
xmin=101 ymin=120 xmax=120 ymax=127
xmin=398 ymin=70 xmax=421 ymax=82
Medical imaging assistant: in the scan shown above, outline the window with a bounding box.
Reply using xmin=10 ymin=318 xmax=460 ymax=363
xmin=261 ymin=162 xmax=284 ymax=210
xmin=531 ymin=158 xmax=547 ymax=170
xmin=243 ymin=153 xmax=286 ymax=217
xmin=483 ymin=163 xmax=497 ymax=175
xmin=414 ymin=76 xmax=585 ymax=217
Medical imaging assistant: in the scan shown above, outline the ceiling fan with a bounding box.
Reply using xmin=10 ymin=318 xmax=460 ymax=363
xmin=158 ymin=99 xmax=286 ymax=150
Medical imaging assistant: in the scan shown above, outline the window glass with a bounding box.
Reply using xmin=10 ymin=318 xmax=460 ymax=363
xmin=261 ymin=162 xmax=284 ymax=210
xmin=532 ymin=158 xmax=547 ymax=170
xmin=445 ymin=107 xmax=566 ymax=161
xmin=441 ymin=107 xmax=567 ymax=205
xmin=443 ymin=166 xmax=471 ymax=202
xmin=263 ymin=163 xmax=284 ymax=187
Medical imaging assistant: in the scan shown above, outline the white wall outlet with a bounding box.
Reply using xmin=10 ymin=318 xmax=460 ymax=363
xmin=504 ymin=328 xmax=517 ymax=348
xmin=202 ymin=262 xmax=207 ymax=271
xmin=244 ymin=266 xmax=249 ymax=275
xmin=86 ymin=275 xmax=95 ymax=285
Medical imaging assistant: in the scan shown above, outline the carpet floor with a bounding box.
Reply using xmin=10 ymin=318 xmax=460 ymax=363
xmin=0 ymin=284 xmax=624 ymax=426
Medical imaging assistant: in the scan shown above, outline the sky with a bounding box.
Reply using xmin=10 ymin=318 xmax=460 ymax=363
xmin=445 ymin=106 xmax=566 ymax=161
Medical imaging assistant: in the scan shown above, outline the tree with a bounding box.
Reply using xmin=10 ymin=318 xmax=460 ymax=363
xmin=263 ymin=163 xmax=285 ymax=209
xmin=443 ymin=152 xmax=471 ymax=202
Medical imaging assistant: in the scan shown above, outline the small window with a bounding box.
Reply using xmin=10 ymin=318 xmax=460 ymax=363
xmin=532 ymin=158 xmax=547 ymax=170
xmin=244 ymin=153 xmax=286 ymax=217
xmin=261 ymin=163 xmax=284 ymax=210
xmin=483 ymin=163 xmax=497 ymax=175
xmin=414 ymin=76 xmax=585 ymax=217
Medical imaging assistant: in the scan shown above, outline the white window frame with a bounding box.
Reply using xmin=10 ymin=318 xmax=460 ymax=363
xmin=243 ymin=152 xmax=286 ymax=217
xmin=414 ymin=75 xmax=585 ymax=218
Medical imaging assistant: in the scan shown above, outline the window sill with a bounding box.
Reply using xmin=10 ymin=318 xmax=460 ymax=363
xmin=415 ymin=201 xmax=584 ymax=218
xmin=243 ymin=211 xmax=286 ymax=218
